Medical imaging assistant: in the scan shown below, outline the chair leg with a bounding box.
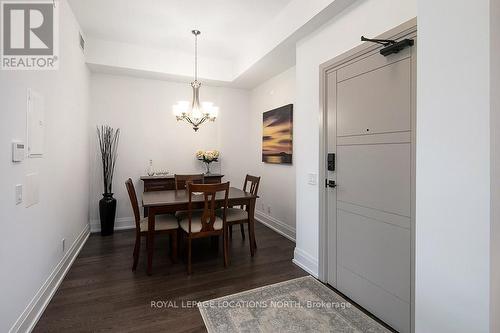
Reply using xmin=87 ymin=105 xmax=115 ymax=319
xmin=229 ymin=224 xmax=233 ymax=238
xmin=178 ymin=230 xmax=184 ymax=259
xmin=251 ymin=222 xmax=257 ymax=249
xmin=240 ymin=224 xmax=245 ymax=240
xmin=132 ymin=234 xmax=140 ymax=271
xmin=223 ymin=229 xmax=229 ymax=267
xmin=252 ymin=224 xmax=257 ymax=250
xmin=187 ymin=237 xmax=192 ymax=275
xmin=248 ymin=223 xmax=256 ymax=256
xmin=170 ymin=230 xmax=178 ymax=263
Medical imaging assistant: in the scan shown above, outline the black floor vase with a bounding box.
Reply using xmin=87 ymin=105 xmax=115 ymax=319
xmin=99 ymin=193 xmax=116 ymax=236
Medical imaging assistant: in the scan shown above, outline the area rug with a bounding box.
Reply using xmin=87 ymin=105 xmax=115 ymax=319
xmin=198 ymin=276 xmax=390 ymax=333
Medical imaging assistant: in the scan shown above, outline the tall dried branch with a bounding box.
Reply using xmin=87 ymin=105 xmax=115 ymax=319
xmin=97 ymin=125 xmax=120 ymax=194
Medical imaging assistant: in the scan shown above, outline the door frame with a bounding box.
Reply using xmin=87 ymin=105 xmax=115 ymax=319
xmin=318 ymin=17 xmax=417 ymax=331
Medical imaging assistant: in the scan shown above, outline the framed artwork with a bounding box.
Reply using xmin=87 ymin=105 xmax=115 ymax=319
xmin=262 ymin=104 xmax=293 ymax=164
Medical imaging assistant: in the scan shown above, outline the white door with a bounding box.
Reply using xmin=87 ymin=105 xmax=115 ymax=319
xmin=326 ymin=34 xmax=416 ymax=333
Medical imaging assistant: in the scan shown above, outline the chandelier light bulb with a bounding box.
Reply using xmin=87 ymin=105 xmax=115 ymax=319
xmin=209 ymin=106 xmax=219 ymax=119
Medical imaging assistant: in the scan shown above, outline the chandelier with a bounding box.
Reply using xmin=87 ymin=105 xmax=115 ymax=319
xmin=172 ymin=30 xmax=219 ymax=131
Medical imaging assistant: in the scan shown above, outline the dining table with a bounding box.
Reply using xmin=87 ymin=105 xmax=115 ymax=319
xmin=142 ymin=187 xmax=258 ymax=275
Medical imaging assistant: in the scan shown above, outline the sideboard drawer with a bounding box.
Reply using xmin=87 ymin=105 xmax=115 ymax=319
xmin=143 ymin=180 xmax=174 ymax=192
xmin=141 ymin=174 xmax=223 ymax=192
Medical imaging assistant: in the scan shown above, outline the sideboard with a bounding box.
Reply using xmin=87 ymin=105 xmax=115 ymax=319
xmin=141 ymin=174 xmax=224 ymax=192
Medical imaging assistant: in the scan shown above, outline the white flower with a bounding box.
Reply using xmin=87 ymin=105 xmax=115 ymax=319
xmin=195 ymin=149 xmax=220 ymax=162
xmin=205 ymin=151 xmax=214 ymax=161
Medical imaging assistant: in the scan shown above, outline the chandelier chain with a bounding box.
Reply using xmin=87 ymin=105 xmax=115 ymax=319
xmin=194 ymin=32 xmax=198 ymax=82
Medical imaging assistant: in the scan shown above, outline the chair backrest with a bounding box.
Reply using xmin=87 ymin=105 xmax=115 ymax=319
xmin=174 ymin=174 xmax=205 ymax=190
xmin=186 ymin=182 xmax=230 ymax=234
xmin=243 ymin=174 xmax=261 ymax=196
xmin=241 ymin=175 xmax=260 ymax=210
xmin=125 ymin=178 xmax=141 ymax=231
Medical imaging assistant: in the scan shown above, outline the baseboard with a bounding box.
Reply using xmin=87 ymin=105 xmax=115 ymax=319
xmin=255 ymin=211 xmax=295 ymax=242
xmin=90 ymin=217 xmax=135 ymax=233
xmin=92 ymin=213 xmax=297 ymax=241
xmin=293 ymin=247 xmax=319 ymax=278
xmin=9 ymin=224 xmax=90 ymax=333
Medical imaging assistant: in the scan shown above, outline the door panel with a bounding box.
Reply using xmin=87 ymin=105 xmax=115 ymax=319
xmin=337 ymin=143 xmax=411 ymax=217
xmin=336 ymin=47 xmax=410 ymax=82
xmin=337 ymin=266 xmax=410 ymax=333
xmin=338 ymin=201 xmax=410 ymax=229
xmin=338 ymin=209 xmax=411 ymax=302
xmin=337 ymin=59 xmax=411 ymax=137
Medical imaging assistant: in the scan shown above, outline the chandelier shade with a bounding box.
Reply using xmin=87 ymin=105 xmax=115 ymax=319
xmin=173 ymin=30 xmax=218 ymax=131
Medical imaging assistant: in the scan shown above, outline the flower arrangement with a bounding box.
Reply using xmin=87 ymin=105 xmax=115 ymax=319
xmin=196 ymin=150 xmax=220 ymax=174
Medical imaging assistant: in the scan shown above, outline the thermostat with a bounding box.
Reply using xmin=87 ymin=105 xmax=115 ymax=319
xmin=12 ymin=142 xmax=25 ymax=162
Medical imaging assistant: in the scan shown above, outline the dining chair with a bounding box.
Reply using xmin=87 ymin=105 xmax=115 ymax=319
xmin=178 ymin=182 xmax=230 ymax=274
xmin=174 ymin=174 xmax=205 ymax=190
xmin=174 ymin=174 xmax=205 ymax=219
xmin=225 ymin=175 xmax=260 ymax=250
xmin=125 ymin=178 xmax=179 ymax=271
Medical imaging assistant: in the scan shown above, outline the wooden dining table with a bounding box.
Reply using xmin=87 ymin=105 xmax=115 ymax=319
xmin=142 ymin=187 xmax=258 ymax=275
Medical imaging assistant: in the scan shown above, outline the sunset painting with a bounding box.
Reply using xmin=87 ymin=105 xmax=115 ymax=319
xmin=262 ymin=104 xmax=293 ymax=164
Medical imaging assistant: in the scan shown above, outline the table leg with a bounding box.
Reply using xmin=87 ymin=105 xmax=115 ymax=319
xmin=147 ymin=208 xmax=155 ymax=275
xmin=248 ymin=198 xmax=256 ymax=257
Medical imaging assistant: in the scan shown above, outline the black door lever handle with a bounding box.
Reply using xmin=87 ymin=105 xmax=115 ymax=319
xmin=325 ymin=180 xmax=337 ymax=188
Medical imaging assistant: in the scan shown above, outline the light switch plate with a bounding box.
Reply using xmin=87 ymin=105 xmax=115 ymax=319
xmin=307 ymin=173 xmax=318 ymax=185
xmin=15 ymin=184 xmax=22 ymax=205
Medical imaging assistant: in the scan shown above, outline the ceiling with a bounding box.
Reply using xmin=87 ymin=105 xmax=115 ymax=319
xmin=68 ymin=0 xmax=293 ymax=61
xmin=68 ymin=0 xmax=352 ymax=87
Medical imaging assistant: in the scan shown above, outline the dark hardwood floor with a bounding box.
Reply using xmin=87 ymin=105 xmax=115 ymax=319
xmin=34 ymin=222 xmax=306 ymax=332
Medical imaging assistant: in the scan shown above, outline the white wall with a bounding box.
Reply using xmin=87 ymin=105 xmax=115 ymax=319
xmin=249 ymin=67 xmax=296 ymax=240
xmin=416 ymin=1 xmax=492 ymax=332
xmin=89 ymin=73 xmax=250 ymax=230
xmin=294 ymin=0 xmax=416 ymax=276
xmin=0 ymin=1 xmax=90 ymax=331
